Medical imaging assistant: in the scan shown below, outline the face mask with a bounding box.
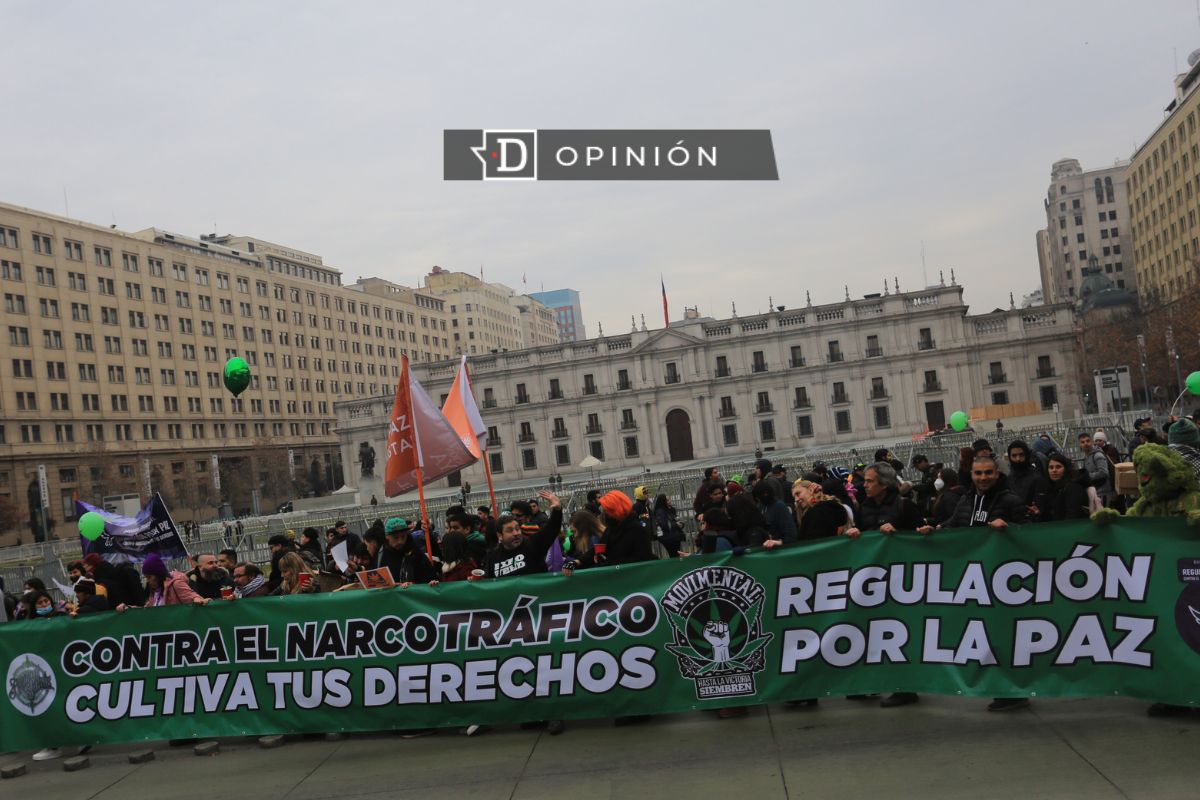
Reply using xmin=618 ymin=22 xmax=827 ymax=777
xmin=35 ymin=606 xmax=52 ymax=616
xmin=934 ymin=478 xmax=945 ymax=491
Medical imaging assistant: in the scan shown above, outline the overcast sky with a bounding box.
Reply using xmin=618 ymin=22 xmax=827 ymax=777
xmin=5 ymin=1 xmax=1200 ymax=335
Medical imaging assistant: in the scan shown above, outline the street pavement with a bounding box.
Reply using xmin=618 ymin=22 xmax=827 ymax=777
xmin=4 ymin=694 xmax=1198 ymax=800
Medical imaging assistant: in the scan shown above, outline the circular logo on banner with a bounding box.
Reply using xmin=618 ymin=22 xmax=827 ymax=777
xmin=1174 ymin=582 xmax=1200 ymax=656
xmin=6 ymin=653 xmax=56 ymax=717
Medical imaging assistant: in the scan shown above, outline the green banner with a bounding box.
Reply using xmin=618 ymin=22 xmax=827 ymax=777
xmin=3 ymin=518 xmax=1199 ymax=750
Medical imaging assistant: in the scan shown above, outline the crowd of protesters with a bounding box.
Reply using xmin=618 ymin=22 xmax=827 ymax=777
xmin=7 ymin=414 xmax=1200 ymax=757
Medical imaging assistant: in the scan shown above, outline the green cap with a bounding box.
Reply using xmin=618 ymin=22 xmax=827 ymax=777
xmin=385 ymin=517 xmax=409 ymax=534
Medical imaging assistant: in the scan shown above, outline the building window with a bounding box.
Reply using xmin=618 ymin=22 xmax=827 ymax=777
xmin=589 ymin=440 xmax=604 ymax=460
xmin=722 ymin=424 xmax=738 ymax=447
xmin=796 ymin=415 xmax=813 ymax=437
xmin=624 ymin=436 xmax=639 ymax=457
xmin=835 ymin=410 xmax=852 ymax=433
xmin=555 ymin=444 xmax=570 ymax=466
xmin=665 ymin=362 xmax=680 ymax=383
xmin=759 ymin=419 xmax=775 ymax=442
xmin=1039 ymin=385 xmax=1058 ymax=410
xmin=874 ymin=406 xmax=891 ymax=429
xmin=617 ymin=369 xmax=631 ymax=390
xmin=991 ymin=390 xmax=1010 ymax=405
xmin=719 ymin=396 xmax=735 ymax=418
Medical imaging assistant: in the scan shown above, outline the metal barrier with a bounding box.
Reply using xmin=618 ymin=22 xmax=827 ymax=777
xmin=0 ymin=412 xmax=1140 ymax=594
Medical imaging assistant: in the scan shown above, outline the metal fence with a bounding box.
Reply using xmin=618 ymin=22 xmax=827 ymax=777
xmin=1 ymin=411 xmax=1149 ymax=601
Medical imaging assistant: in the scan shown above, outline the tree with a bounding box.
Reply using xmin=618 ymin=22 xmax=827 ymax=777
xmin=253 ymin=438 xmax=295 ymax=508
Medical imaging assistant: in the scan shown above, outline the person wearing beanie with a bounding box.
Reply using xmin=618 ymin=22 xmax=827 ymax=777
xmin=117 ymin=553 xmax=207 ymax=610
xmin=753 ymin=459 xmax=787 ymax=503
xmin=1005 ymin=440 xmax=1046 ymax=510
xmin=70 ymin=578 xmax=109 ymax=616
xmin=1168 ymin=418 xmax=1200 ymax=480
xmin=597 ymin=490 xmax=655 ymax=566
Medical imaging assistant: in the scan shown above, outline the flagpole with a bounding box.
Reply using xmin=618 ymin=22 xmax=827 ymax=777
xmin=414 ymin=464 xmax=434 ymax=560
xmin=462 ymin=359 xmax=499 ymax=518
xmin=481 ymin=448 xmax=499 ymax=519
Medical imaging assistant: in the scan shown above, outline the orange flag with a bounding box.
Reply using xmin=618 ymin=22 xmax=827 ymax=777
xmin=441 ymin=355 xmax=489 ymax=459
xmin=384 ymin=355 xmax=477 ymax=497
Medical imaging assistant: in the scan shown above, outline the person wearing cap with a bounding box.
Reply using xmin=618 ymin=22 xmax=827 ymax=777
xmin=632 ymin=486 xmax=652 ymax=529
xmin=69 ymin=578 xmax=110 ymax=616
xmin=379 ymin=517 xmax=438 ymax=585
xmin=769 ymin=465 xmax=794 ymax=508
xmin=598 ymin=490 xmax=657 ymax=565
xmin=1093 ymin=430 xmax=1123 ymax=467
xmin=117 ymin=554 xmax=208 ymax=610
xmin=266 ymin=533 xmax=298 ymax=593
xmin=849 ymin=463 xmax=867 ymax=499
xmin=753 ymin=459 xmax=787 ymax=503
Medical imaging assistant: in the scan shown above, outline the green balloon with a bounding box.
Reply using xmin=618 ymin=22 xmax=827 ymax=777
xmin=1188 ymin=371 xmax=1200 ymax=396
xmin=223 ymin=357 xmax=251 ymax=397
xmin=78 ymin=511 xmax=106 ymax=541
xmin=949 ymin=411 xmax=969 ymax=432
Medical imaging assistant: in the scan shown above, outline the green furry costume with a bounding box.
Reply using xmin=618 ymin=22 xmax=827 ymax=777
xmin=1092 ymin=443 xmax=1200 ymax=526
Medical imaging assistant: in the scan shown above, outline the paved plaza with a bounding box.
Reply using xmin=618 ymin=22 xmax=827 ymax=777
xmin=5 ymin=694 xmax=1198 ymax=800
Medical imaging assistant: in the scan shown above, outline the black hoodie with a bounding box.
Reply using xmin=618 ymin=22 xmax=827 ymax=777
xmin=946 ymin=483 xmax=1027 ymax=528
xmin=485 ymin=507 xmax=563 ymax=578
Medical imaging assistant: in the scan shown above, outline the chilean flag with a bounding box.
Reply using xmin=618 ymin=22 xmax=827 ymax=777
xmin=661 ymin=275 xmax=669 ymax=327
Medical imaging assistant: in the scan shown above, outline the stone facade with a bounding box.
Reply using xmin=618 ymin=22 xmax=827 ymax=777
xmin=1036 ymin=158 xmax=1134 ymax=305
xmin=1128 ymin=58 xmax=1200 ymax=304
xmin=335 ymin=284 xmax=1081 ymax=490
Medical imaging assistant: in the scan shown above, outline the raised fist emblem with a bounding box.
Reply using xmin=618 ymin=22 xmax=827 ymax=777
xmin=703 ymin=620 xmax=731 ymax=663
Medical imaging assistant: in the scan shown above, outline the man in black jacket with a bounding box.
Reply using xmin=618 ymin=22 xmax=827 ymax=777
xmin=848 ymin=462 xmax=922 ymax=536
xmin=1005 ymin=440 xmax=1047 ymax=516
xmin=938 ymin=454 xmax=1028 ymax=530
xmin=187 ymin=553 xmax=234 ymax=600
xmin=484 ymin=491 xmax=566 ymax=736
xmin=379 ymin=518 xmax=438 ymax=585
xmin=921 ymin=453 xmax=1029 ymax=713
xmin=487 ymin=491 xmax=562 ymax=578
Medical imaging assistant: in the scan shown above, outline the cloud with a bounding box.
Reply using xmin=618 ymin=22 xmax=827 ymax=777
xmin=4 ymin=0 xmax=1198 ymax=335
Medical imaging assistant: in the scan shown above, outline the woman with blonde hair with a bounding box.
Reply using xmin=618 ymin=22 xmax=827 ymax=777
xmin=274 ymin=551 xmax=320 ymax=595
xmin=791 ymin=479 xmax=851 ymax=540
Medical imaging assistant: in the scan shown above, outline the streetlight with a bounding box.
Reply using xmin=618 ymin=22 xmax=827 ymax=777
xmin=1136 ymin=334 xmax=1150 ymax=411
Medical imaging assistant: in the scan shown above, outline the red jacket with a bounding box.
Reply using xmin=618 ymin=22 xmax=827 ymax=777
xmin=440 ymin=559 xmax=479 ymax=583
